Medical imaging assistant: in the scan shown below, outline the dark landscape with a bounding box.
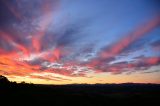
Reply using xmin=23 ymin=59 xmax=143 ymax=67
xmin=0 ymin=75 xmax=160 ymax=106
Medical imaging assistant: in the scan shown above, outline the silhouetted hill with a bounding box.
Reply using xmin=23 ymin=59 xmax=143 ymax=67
xmin=0 ymin=75 xmax=160 ymax=106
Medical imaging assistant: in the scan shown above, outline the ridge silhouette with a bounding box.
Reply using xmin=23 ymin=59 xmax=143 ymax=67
xmin=0 ymin=75 xmax=160 ymax=106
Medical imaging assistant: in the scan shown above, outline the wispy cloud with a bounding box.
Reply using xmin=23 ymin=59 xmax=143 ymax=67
xmin=0 ymin=0 xmax=160 ymax=83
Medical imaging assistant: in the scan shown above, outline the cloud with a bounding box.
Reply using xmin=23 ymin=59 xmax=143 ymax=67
xmin=84 ymin=16 xmax=160 ymax=74
xmin=2 ymin=0 xmax=23 ymax=21
xmin=0 ymin=0 xmax=160 ymax=82
xmin=100 ymin=16 xmax=160 ymax=59
xmin=99 ymin=57 xmax=160 ymax=74
xmin=151 ymin=40 xmax=160 ymax=51
xmin=29 ymin=74 xmax=72 ymax=81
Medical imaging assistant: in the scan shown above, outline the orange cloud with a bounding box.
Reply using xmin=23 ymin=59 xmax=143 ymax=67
xmin=31 ymin=0 xmax=60 ymax=53
xmin=141 ymin=57 xmax=160 ymax=65
xmin=0 ymin=30 xmax=30 ymax=56
xmin=53 ymin=47 xmax=61 ymax=60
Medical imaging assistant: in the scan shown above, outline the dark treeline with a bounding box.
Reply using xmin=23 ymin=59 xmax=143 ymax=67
xmin=0 ymin=75 xmax=160 ymax=106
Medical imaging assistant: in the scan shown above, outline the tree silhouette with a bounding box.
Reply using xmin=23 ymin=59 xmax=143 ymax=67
xmin=0 ymin=75 xmax=10 ymax=85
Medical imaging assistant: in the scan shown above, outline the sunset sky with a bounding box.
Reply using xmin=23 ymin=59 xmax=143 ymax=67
xmin=0 ymin=0 xmax=160 ymax=84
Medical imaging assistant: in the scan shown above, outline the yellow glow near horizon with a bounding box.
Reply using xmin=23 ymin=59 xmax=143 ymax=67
xmin=6 ymin=71 xmax=160 ymax=85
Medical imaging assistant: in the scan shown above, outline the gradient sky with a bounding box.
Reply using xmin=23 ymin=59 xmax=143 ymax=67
xmin=0 ymin=0 xmax=160 ymax=84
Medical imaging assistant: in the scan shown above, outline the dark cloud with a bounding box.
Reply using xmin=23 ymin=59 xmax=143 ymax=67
xmin=142 ymin=70 xmax=160 ymax=74
xmin=103 ymin=57 xmax=160 ymax=74
xmin=151 ymin=39 xmax=160 ymax=51
xmin=0 ymin=0 xmax=18 ymax=28
xmin=151 ymin=40 xmax=160 ymax=46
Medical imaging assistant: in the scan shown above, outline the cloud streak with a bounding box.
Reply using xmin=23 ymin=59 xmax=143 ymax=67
xmin=0 ymin=0 xmax=160 ymax=83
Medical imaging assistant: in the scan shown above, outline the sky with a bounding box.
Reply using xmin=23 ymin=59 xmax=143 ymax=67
xmin=0 ymin=0 xmax=160 ymax=84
